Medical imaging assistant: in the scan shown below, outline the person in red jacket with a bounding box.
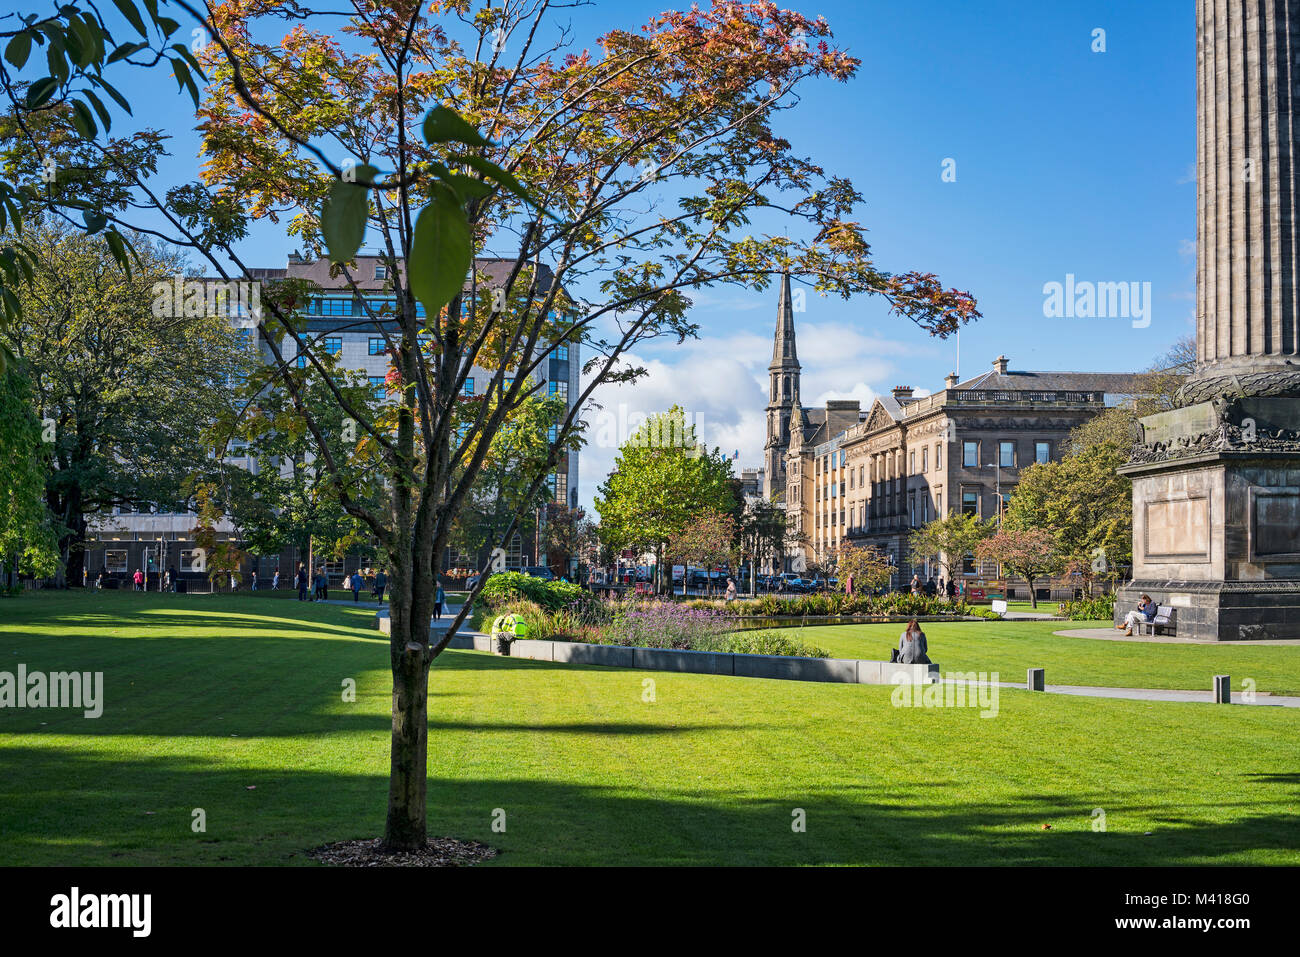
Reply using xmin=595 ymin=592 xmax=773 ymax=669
xmin=132 ymin=568 xmax=144 ymax=591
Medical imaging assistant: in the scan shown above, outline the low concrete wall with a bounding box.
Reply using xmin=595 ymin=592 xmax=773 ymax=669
xmin=552 ymin=642 xmax=636 ymax=668
xmin=858 ymin=661 xmax=941 ymax=685
xmin=633 ymin=647 xmax=735 ymax=675
xmin=733 ymin=654 xmax=859 ymax=683
xmin=510 ymin=639 xmax=555 ymax=661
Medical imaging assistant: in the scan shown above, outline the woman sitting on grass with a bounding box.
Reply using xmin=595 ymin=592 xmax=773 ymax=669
xmin=896 ymin=619 xmax=931 ymax=665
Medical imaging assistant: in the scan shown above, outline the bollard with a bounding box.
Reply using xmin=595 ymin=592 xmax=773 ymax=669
xmin=1213 ymin=674 xmax=1231 ymax=704
xmin=1028 ymin=667 xmax=1045 ymax=692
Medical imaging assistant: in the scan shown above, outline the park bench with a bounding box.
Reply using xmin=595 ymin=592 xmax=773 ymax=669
xmin=1136 ymin=605 xmax=1176 ymax=637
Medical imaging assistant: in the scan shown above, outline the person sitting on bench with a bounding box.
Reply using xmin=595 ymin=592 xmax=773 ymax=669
xmin=1118 ymin=594 xmax=1157 ymax=636
xmin=894 ymin=619 xmax=931 ymax=664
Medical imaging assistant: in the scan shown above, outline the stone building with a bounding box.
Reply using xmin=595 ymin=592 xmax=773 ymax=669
xmin=83 ymin=254 xmax=579 ymax=584
xmin=764 ymin=286 xmax=1135 ymax=590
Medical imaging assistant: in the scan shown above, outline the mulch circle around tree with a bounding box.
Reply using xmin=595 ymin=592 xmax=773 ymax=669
xmin=308 ymin=837 xmax=498 ymax=867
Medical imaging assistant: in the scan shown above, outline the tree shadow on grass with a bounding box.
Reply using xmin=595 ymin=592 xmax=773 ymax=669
xmin=0 ymin=745 xmax=1296 ymax=866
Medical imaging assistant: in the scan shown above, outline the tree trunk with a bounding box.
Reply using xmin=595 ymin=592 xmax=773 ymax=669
xmin=385 ymin=624 xmax=431 ymax=850
xmin=1027 ymin=577 xmax=1038 ymax=609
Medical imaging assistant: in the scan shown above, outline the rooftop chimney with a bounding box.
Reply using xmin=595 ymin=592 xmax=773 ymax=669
xmin=892 ymin=385 xmax=914 ymax=402
xmin=992 ymin=355 xmax=1009 ymax=374
xmin=944 ymin=372 xmax=959 ymax=388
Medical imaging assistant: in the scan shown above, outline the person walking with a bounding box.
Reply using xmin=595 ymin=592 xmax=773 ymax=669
xmin=95 ymin=572 xmax=104 ymax=591
xmin=374 ymin=568 xmax=388 ymax=603
xmin=133 ymin=568 xmax=144 ymax=592
xmin=352 ymin=573 xmax=363 ymax=603
xmin=296 ymin=563 xmax=308 ymax=601
xmin=910 ymin=573 xmax=921 ymax=596
xmin=433 ymin=582 xmax=445 ymax=619
xmin=272 ymin=568 xmax=280 ymax=590
xmin=250 ymin=569 xmax=259 ymax=591
xmin=320 ymin=567 xmax=329 ymax=601
xmin=724 ymin=577 xmax=737 ymax=601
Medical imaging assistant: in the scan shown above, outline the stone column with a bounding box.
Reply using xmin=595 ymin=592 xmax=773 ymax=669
xmin=1120 ymin=0 xmax=1300 ymax=640
xmin=1185 ymin=0 xmax=1300 ymax=403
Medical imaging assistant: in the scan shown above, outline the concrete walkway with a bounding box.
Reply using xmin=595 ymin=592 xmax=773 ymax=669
xmin=940 ymin=676 xmax=1300 ymax=708
xmin=1054 ymin=626 xmax=1300 ymax=646
xmin=1000 ymin=611 xmax=1063 ymax=621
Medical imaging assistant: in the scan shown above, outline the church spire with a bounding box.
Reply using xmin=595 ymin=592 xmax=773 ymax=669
xmin=770 ymin=272 xmax=798 ymax=369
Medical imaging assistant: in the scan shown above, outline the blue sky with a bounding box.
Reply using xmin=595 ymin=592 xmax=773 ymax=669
xmin=87 ymin=0 xmax=1196 ymax=512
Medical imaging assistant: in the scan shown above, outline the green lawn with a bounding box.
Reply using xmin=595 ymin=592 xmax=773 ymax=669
xmin=0 ymin=592 xmax=1297 ymax=866
xmin=797 ymin=620 xmax=1300 ymax=696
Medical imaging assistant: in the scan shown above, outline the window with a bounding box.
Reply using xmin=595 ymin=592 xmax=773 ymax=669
xmin=963 ymin=441 xmax=978 ymax=467
xmin=909 ymin=451 xmax=916 ymax=474
xmin=104 ymin=549 xmax=128 ymax=573
xmin=935 ymin=442 xmax=942 ymax=471
xmin=323 ymin=336 xmax=342 ymax=355
xmin=552 ymin=343 xmax=569 ymax=361
xmin=999 ymin=441 xmax=1015 ymax=468
xmin=1036 ymin=441 xmax=1050 ymax=464
xmin=369 ymin=376 xmax=386 ymax=400
xmin=374 ymin=263 xmax=388 ymax=280
xmin=548 ymin=380 xmax=568 ymax=400
xmin=179 ymin=549 xmax=205 ymax=572
xmin=839 ymin=450 xmax=846 ymax=468
xmin=317 ymin=298 xmax=353 ymax=317
xmin=962 ymin=489 xmax=979 ymax=517
xmin=962 ymin=553 xmax=976 ymax=575
xmin=550 ymin=470 xmax=568 ymax=503
xmin=368 ymin=337 xmax=385 ymax=355
xmin=463 ymin=378 xmax=475 ymax=395
xmin=921 ymin=447 xmax=928 ymax=473
xmin=296 ymin=355 xmax=307 ymax=369
xmin=909 ymin=495 xmax=915 ymax=527
xmin=547 ymin=425 xmax=559 ymax=444
xmin=935 ymin=492 xmax=942 ymax=515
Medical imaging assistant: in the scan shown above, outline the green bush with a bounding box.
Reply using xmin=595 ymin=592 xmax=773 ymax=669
xmin=719 ymin=631 xmax=829 ymax=658
xmin=474 ymin=572 xmax=585 ymax=612
xmin=687 ymin=593 xmax=971 ymax=619
xmin=1059 ymin=595 xmax=1115 ymax=621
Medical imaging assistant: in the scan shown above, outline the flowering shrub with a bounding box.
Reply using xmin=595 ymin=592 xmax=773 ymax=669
xmin=1059 ymin=595 xmax=1115 ymax=621
xmin=685 ymin=593 xmax=974 ymax=618
xmin=474 ymin=572 xmax=586 ymax=612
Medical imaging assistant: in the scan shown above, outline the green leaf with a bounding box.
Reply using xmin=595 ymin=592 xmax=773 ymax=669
xmin=422 ymin=105 xmax=491 ymax=147
xmin=320 ymin=165 xmax=377 ymax=264
xmin=106 ymin=41 xmax=146 ymax=64
xmin=171 ymin=57 xmax=199 ymax=105
xmin=24 ymin=77 xmax=57 ymax=108
xmin=408 ymin=195 xmax=473 ymax=319
xmin=156 ymin=17 xmax=181 ymax=37
xmin=443 ymin=173 xmax=494 ymax=204
xmin=82 ymin=89 xmax=113 ymax=131
xmin=453 ymin=154 xmax=550 ymax=216
xmin=92 ymin=76 xmax=132 ymax=114
xmin=68 ymin=15 xmax=96 ymax=68
xmin=70 ymin=99 xmax=97 ymax=139
xmin=83 ymin=210 xmax=107 ymax=233
xmin=103 ymin=229 xmax=133 ymax=277
xmin=110 ymin=0 xmax=149 ymax=38
xmin=4 ymin=32 xmax=32 ymax=69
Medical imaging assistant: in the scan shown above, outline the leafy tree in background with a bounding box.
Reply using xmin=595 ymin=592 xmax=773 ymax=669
xmin=3 ymin=217 xmax=246 ymax=584
xmin=596 ymin=407 xmax=736 ymax=593
xmin=736 ymin=498 xmax=792 ymax=592
xmin=975 ymin=528 xmax=1063 ymax=609
xmin=666 ymin=506 xmax=737 ymax=596
xmin=908 ymin=512 xmax=991 ymax=586
xmin=835 ymin=541 xmax=894 ymax=595
xmin=0 ymin=365 xmax=58 ymax=584
xmin=538 ymin=503 xmax=596 ymax=579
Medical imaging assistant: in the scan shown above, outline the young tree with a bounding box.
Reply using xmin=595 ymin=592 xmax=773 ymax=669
xmin=8 ymin=1 xmax=981 ymax=852
xmin=975 ymin=528 xmax=1063 ymax=609
xmin=834 ymin=541 xmax=894 ymax=595
xmin=596 ymin=407 xmax=736 ymax=593
xmin=538 ymin=503 xmax=595 ymax=580
xmin=736 ymin=498 xmax=791 ymax=594
xmin=666 ymin=506 xmax=737 ymax=596
xmin=908 ymin=512 xmax=991 ymax=585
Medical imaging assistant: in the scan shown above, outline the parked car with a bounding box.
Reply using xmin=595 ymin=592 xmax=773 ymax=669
xmin=523 ymin=566 xmax=554 ymax=581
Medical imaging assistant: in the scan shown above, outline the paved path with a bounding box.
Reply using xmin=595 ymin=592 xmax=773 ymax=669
xmin=1000 ymin=611 xmax=1063 ymax=621
xmin=940 ymin=676 xmax=1300 ymax=708
xmin=1054 ymin=626 xmax=1300 ymax=647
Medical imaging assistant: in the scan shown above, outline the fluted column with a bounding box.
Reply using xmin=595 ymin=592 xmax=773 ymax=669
xmin=1189 ymin=0 xmax=1300 ymax=400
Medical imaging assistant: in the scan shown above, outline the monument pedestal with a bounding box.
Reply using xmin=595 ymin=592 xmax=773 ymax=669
xmin=1117 ymin=396 xmax=1300 ymax=641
